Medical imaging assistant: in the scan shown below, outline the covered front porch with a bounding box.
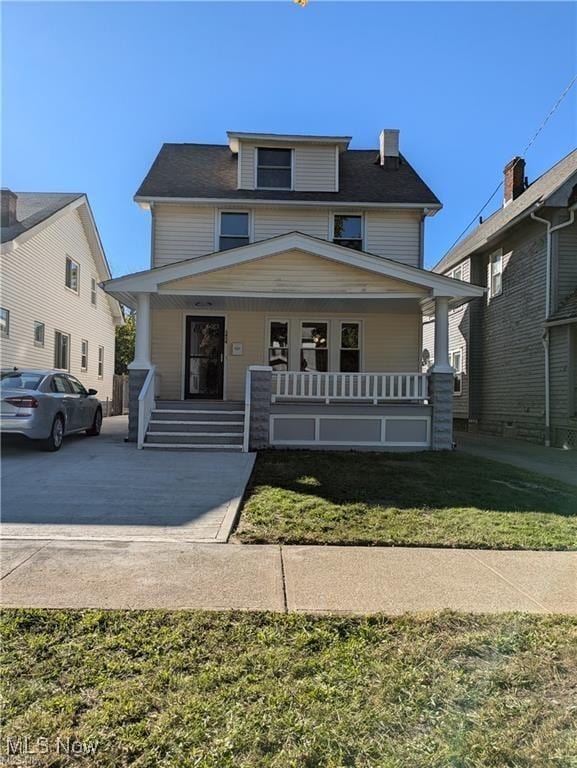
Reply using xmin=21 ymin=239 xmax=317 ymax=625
xmin=102 ymin=232 xmax=484 ymax=451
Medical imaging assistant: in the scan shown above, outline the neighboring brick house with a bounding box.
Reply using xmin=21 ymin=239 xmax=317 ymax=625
xmin=423 ymin=150 xmax=577 ymax=448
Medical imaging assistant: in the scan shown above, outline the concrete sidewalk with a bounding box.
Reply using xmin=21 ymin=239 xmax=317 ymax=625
xmin=455 ymin=431 xmax=577 ymax=487
xmin=2 ymin=538 xmax=575 ymax=614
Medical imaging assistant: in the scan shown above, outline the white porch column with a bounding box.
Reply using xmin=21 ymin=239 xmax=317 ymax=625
xmin=431 ymin=295 xmax=453 ymax=373
xmin=128 ymin=292 xmax=152 ymax=370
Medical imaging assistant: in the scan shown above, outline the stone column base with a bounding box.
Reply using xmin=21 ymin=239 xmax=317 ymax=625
xmin=429 ymin=371 xmax=454 ymax=451
xmin=248 ymin=367 xmax=273 ymax=450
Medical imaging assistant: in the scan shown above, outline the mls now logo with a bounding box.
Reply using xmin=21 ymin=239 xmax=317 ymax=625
xmin=4 ymin=736 xmax=99 ymax=758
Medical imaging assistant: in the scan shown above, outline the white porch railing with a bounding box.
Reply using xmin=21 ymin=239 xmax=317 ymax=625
xmin=137 ymin=365 xmax=157 ymax=449
xmin=271 ymin=371 xmax=428 ymax=404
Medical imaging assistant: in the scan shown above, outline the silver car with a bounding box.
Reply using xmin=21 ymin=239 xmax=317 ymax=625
xmin=0 ymin=369 xmax=103 ymax=451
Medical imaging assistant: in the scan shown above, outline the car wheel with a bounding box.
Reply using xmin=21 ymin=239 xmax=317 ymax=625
xmin=42 ymin=415 xmax=64 ymax=452
xmin=86 ymin=408 xmax=102 ymax=436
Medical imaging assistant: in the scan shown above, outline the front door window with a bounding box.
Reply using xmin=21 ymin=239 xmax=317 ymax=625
xmin=185 ymin=317 xmax=225 ymax=399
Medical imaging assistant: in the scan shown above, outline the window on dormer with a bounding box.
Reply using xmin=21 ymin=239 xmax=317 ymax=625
xmin=333 ymin=215 xmax=363 ymax=251
xmin=256 ymin=148 xmax=292 ymax=189
xmin=219 ymin=212 xmax=250 ymax=250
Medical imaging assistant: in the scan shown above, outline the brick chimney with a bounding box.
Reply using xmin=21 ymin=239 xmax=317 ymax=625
xmin=379 ymin=129 xmax=400 ymax=169
xmin=503 ymin=157 xmax=525 ymax=206
xmin=1 ymin=189 xmax=17 ymax=228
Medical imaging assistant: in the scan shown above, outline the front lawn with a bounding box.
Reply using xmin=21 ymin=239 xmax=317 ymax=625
xmin=235 ymin=451 xmax=577 ymax=550
xmin=2 ymin=610 xmax=576 ymax=767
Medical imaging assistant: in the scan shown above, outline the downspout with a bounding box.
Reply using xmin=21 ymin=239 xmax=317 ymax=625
xmin=530 ymin=204 xmax=577 ymax=446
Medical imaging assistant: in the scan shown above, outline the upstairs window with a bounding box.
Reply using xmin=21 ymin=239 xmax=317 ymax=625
xmin=81 ymin=339 xmax=88 ymax=371
xmin=65 ymin=256 xmax=79 ymax=293
xmin=256 ymin=148 xmax=292 ymax=189
xmin=219 ymin=212 xmax=249 ymax=251
xmin=91 ymin=278 xmax=97 ymax=306
xmin=333 ymin=215 xmax=363 ymax=251
xmin=450 ymin=265 xmax=464 ymax=282
xmin=488 ymin=249 xmax=503 ymax=299
xmin=98 ymin=346 xmax=104 ymax=379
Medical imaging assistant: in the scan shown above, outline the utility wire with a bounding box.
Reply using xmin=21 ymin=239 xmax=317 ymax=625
xmin=445 ymin=73 xmax=577 ymax=253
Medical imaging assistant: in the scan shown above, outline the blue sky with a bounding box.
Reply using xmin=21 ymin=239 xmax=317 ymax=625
xmin=2 ymin=1 xmax=576 ymax=273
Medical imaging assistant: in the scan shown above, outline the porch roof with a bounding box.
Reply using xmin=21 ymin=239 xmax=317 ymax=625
xmin=102 ymin=232 xmax=485 ymax=311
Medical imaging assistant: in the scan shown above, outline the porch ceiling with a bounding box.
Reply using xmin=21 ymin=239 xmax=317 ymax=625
xmin=150 ymin=293 xmax=423 ymax=313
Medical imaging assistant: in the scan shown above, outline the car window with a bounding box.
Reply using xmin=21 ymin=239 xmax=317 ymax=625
xmin=51 ymin=374 xmax=72 ymax=394
xmin=0 ymin=372 xmax=44 ymax=390
xmin=67 ymin=376 xmax=88 ymax=396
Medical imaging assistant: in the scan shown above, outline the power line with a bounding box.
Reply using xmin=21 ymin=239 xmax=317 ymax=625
xmin=445 ymin=73 xmax=577 ymax=254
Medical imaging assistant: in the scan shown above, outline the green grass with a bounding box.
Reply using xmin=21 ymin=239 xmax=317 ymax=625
xmin=235 ymin=451 xmax=577 ymax=550
xmin=1 ymin=610 xmax=576 ymax=767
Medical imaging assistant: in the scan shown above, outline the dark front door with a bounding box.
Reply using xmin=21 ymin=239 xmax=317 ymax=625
xmin=185 ymin=316 xmax=225 ymax=399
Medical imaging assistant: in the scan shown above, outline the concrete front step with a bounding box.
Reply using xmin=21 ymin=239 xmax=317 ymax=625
xmin=156 ymin=400 xmax=244 ymax=411
xmin=142 ymin=444 xmax=243 ymax=451
xmin=145 ymin=433 xmax=243 ymax=446
xmin=151 ymin=410 xmax=245 ymax=422
xmin=148 ymin=421 xmax=244 ymax=434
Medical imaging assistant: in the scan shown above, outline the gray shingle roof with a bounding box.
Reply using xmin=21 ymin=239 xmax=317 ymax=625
xmin=1 ymin=191 xmax=83 ymax=244
xmin=134 ymin=143 xmax=441 ymax=206
xmin=435 ymin=149 xmax=577 ymax=273
xmin=548 ymin=289 xmax=577 ymax=323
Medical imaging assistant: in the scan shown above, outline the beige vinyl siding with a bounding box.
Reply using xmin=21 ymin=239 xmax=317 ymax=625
xmin=152 ymin=203 xmax=423 ymax=267
xmin=151 ymin=308 xmax=421 ymax=401
xmin=238 ymin=143 xmax=256 ymax=189
xmin=153 ymin=204 xmax=215 ymax=267
xmin=161 ymin=250 xmax=426 ymax=295
xmin=253 ymin=207 xmax=328 ymax=241
xmin=365 ymin=210 xmax=421 ymax=267
xmin=293 ymin=146 xmax=337 ymax=192
xmin=0 ymin=208 xmax=117 ymax=405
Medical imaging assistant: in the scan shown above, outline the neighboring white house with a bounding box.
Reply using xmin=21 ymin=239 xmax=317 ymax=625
xmin=0 ymin=190 xmax=123 ymax=413
xmin=103 ymin=129 xmax=484 ymax=451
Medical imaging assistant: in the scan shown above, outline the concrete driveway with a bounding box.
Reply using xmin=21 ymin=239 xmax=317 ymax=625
xmin=1 ymin=416 xmax=255 ymax=543
xmin=455 ymin=431 xmax=577 ymax=487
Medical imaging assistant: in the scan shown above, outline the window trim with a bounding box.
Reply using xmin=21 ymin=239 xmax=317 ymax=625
xmin=90 ymin=277 xmax=97 ymax=306
xmin=217 ymin=210 xmax=251 ymax=252
xmin=97 ymin=345 xmax=104 ymax=379
xmin=81 ymin=339 xmax=89 ymax=371
xmin=255 ymin=147 xmax=294 ymax=191
xmin=0 ymin=307 xmax=10 ymax=338
xmin=449 ymin=348 xmax=463 ymax=396
xmin=331 ymin=212 xmax=364 ymax=251
xmin=33 ymin=321 xmax=45 ymax=348
xmin=54 ymin=330 xmax=71 ymax=371
xmin=65 ymin=256 xmax=80 ymax=294
xmin=266 ymin=318 xmax=290 ymax=371
xmin=338 ymin=320 xmax=362 ymax=373
xmin=488 ymin=248 xmax=503 ymax=300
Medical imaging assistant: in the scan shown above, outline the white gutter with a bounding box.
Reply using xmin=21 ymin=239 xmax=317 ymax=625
xmin=530 ymin=203 xmax=577 ymax=446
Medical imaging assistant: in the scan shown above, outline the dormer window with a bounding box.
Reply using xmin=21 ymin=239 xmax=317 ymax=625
xmin=333 ymin=214 xmax=363 ymax=251
xmin=256 ymin=148 xmax=292 ymax=190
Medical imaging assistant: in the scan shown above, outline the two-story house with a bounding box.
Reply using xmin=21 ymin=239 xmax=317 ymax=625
xmin=0 ymin=190 xmax=123 ymax=412
xmin=424 ymin=150 xmax=577 ymax=449
xmin=103 ymin=130 xmax=483 ymax=451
